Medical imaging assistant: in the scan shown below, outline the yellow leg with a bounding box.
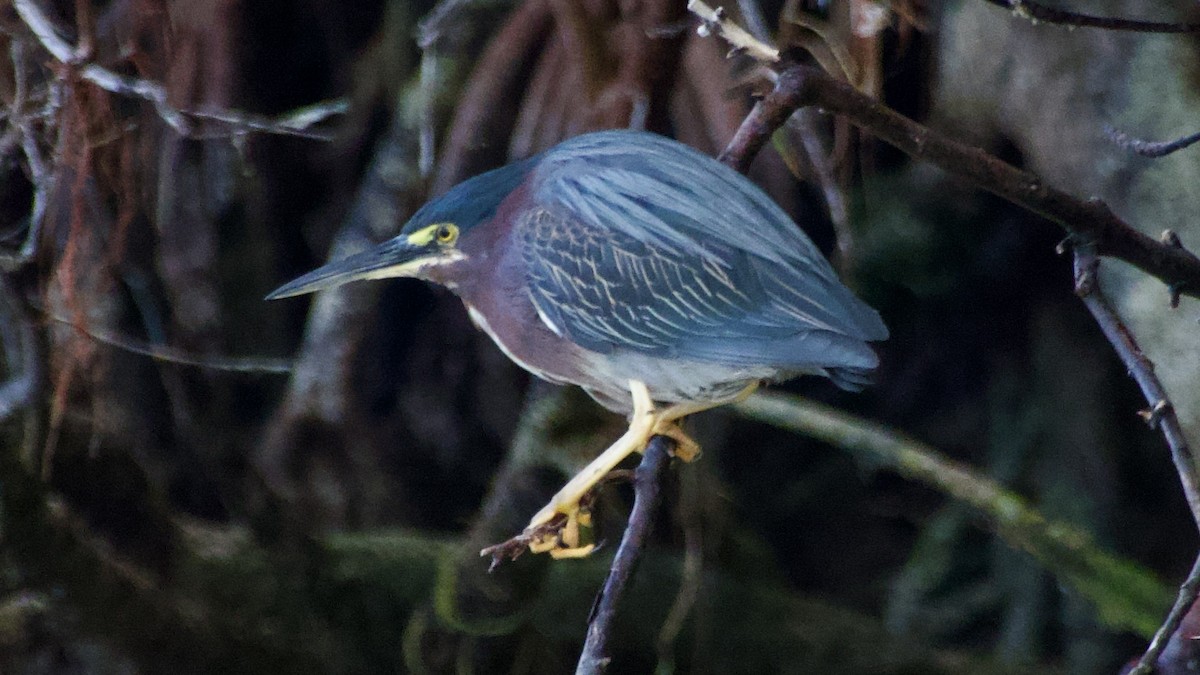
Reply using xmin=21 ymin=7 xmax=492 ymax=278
xmin=651 ymin=382 xmax=759 ymax=461
xmin=503 ymin=381 xmax=760 ymax=559
xmin=524 ymin=381 xmax=657 ymax=557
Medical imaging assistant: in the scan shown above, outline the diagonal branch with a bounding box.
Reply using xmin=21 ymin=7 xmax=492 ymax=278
xmin=1072 ymin=246 xmax=1199 ymax=519
xmin=979 ymin=0 xmax=1200 ymax=34
xmin=716 ymin=63 xmax=1200 ymax=299
xmin=1105 ymin=124 xmax=1200 ymax=159
xmin=687 ymin=3 xmax=1200 ymax=296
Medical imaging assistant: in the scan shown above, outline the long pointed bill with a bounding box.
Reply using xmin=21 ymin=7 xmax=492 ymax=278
xmin=265 ymin=238 xmax=432 ymax=300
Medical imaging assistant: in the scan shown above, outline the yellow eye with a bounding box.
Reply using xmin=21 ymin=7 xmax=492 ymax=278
xmin=435 ymin=223 xmax=458 ymax=245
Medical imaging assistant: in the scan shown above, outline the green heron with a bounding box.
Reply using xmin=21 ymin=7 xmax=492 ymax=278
xmin=268 ymin=130 xmax=887 ymax=557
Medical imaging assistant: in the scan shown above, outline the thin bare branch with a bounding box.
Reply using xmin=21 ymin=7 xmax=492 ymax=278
xmin=687 ymin=0 xmax=780 ymax=64
xmin=1129 ymin=556 xmax=1200 ymax=675
xmin=712 ymin=63 xmax=1200 ymax=299
xmin=12 ymin=0 xmax=345 ymax=140
xmin=1105 ymin=124 xmax=1200 ymax=159
xmin=688 ymin=6 xmax=1200 ymax=297
xmin=980 ymin=0 xmax=1200 ymax=33
xmin=185 ymin=100 xmax=349 ymax=141
xmin=1072 ymin=244 xmax=1200 ymax=673
xmin=1072 ymin=246 xmax=1199 ymax=521
xmin=44 ymin=314 xmax=292 ymax=375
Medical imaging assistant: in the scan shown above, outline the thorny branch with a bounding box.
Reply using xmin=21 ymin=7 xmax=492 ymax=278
xmin=979 ymin=0 xmax=1200 ymax=34
xmin=11 ymin=0 xmax=346 ymax=141
xmin=1073 ymin=245 xmax=1200 ymax=674
xmin=575 ymin=435 xmax=674 ymax=675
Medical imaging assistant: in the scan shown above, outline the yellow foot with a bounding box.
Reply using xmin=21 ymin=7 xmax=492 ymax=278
xmin=480 ymin=381 xmax=657 ymax=561
xmin=481 ymin=381 xmax=756 ymax=563
xmin=527 ymin=498 xmax=595 ymax=558
xmin=652 ymin=422 xmax=701 ymax=462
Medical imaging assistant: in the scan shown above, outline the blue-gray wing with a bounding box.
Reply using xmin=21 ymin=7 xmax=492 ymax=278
xmin=517 ymin=205 xmax=882 ymax=377
xmin=529 ymin=130 xmax=887 ymax=343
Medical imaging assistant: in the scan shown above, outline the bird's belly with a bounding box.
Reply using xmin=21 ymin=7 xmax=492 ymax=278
xmin=465 ymin=303 xmax=772 ymax=414
xmin=580 ymin=350 xmax=775 ymax=412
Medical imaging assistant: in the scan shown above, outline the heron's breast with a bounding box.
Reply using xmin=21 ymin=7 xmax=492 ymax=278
xmin=456 ymin=238 xmax=595 ymax=390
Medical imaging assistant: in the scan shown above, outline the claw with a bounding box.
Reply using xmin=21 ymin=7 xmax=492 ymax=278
xmin=484 ymin=380 xmax=756 ymax=562
xmin=652 ymin=421 xmax=701 ymax=462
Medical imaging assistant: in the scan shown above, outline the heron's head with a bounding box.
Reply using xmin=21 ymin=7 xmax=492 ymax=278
xmin=266 ymin=157 xmax=535 ymax=300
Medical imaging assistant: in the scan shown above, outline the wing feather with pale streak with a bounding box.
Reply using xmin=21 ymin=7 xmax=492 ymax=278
xmin=529 ymin=130 xmax=888 ymax=345
xmin=517 ymin=206 xmax=879 ymax=371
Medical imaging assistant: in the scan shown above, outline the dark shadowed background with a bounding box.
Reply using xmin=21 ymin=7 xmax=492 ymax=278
xmin=1 ymin=1 xmax=1199 ymax=673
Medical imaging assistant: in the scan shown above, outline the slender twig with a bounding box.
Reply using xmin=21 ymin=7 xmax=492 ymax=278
xmin=42 ymin=313 xmax=292 ymax=375
xmin=1105 ymin=124 xmax=1200 ymax=159
xmin=1132 ymin=556 xmax=1200 ymax=675
xmin=687 ymin=0 xmax=780 ymax=64
xmin=576 ymin=435 xmax=674 ymax=675
xmin=1072 ymin=244 xmax=1200 ymax=673
xmin=1071 ymin=246 xmax=1200 ymax=522
xmin=980 ymin=0 xmax=1200 ymax=33
xmin=712 ymin=63 xmax=1200 ymax=298
xmin=12 ymin=0 xmax=345 ymax=140
xmin=782 ymin=110 xmax=853 ymax=264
